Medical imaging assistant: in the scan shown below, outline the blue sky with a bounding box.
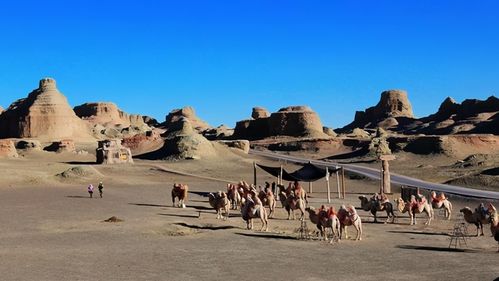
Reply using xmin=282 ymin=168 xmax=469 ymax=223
xmin=0 ymin=1 xmax=498 ymax=128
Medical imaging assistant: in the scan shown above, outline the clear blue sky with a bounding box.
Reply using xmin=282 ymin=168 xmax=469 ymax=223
xmin=0 ymin=1 xmax=498 ymax=128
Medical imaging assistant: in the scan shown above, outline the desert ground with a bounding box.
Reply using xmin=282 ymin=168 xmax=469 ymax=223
xmin=0 ymin=149 xmax=498 ymax=281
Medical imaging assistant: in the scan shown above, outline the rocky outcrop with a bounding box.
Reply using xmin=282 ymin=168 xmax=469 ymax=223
xmin=0 ymin=78 xmax=92 ymax=140
xmin=323 ymin=127 xmax=337 ymax=137
xmin=233 ymin=105 xmax=328 ymax=140
xmin=216 ymin=140 xmax=250 ymax=153
xmin=252 ymin=107 xmax=269 ymax=119
xmin=142 ymin=116 xmax=159 ymax=127
xmin=341 ymin=90 xmax=414 ymax=131
xmin=74 ymin=102 xmax=153 ymax=139
xmin=0 ymin=140 xmax=18 ymax=158
xmin=122 ymin=130 xmax=163 ymax=155
xmin=0 ymin=106 xmax=4 ymax=114
xmin=163 ymin=106 xmax=211 ymax=133
xmin=203 ymin=125 xmax=234 ymax=140
xmin=74 ymin=102 xmax=146 ymax=127
xmin=164 ymin=119 xmax=216 ymax=159
xmin=408 ymin=96 xmax=499 ymax=135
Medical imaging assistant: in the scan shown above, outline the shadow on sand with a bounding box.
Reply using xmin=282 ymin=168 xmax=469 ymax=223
xmin=66 ymin=195 xmax=91 ymax=199
xmin=174 ymin=222 xmax=238 ymax=231
xmin=396 ymin=245 xmax=479 ymax=253
xmin=128 ymin=203 xmax=169 ymax=208
xmin=388 ymin=230 xmax=450 ymax=237
xmin=158 ymin=213 xmax=201 ymax=219
xmin=63 ymin=161 xmax=97 ymax=165
xmin=235 ymin=232 xmax=298 ymax=240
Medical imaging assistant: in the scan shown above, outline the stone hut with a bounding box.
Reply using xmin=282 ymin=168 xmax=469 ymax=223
xmin=96 ymin=140 xmax=133 ymax=164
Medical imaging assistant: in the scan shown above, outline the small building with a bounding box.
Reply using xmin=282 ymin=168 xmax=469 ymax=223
xmin=96 ymin=140 xmax=133 ymax=164
xmin=44 ymin=139 xmax=76 ymax=153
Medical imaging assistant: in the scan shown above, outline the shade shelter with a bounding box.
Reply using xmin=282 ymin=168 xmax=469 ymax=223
xmin=255 ymin=162 xmax=346 ymax=202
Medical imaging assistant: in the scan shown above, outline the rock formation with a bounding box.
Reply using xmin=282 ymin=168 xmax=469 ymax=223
xmin=74 ymin=102 xmax=146 ymax=127
xmin=142 ymin=115 xmax=159 ymax=127
xmin=0 ymin=106 xmax=4 ymax=114
xmin=163 ymin=118 xmax=216 ymax=159
xmin=0 ymin=140 xmax=18 ymax=158
xmin=203 ymin=125 xmax=234 ymax=140
xmin=74 ymin=102 xmax=152 ymax=139
xmin=233 ymin=105 xmax=328 ymax=140
xmin=0 ymin=78 xmax=92 ymax=140
xmin=163 ymin=107 xmax=211 ymax=133
xmin=216 ymin=140 xmax=250 ymax=153
xmin=341 ymin=90 xmax=414 ymax=131
xmin=323 ymin=126 xmax=337 ymax=137
xmin=252 ymin=107 xmax=269 ymax=119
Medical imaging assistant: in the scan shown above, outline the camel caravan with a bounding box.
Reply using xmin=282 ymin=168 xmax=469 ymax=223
xmin=171 ymin=181 xmax=498 ymax=249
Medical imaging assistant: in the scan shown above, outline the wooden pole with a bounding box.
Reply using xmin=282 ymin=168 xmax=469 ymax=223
xmin=341 ymin=167 xmax=346 ymax=199
xmin=309 ymin=181 xmax=313 ymax=194
xmin=279 ymin=165 xmax=283 ymax=185
xmin=380 ymin=164 xmax=383 ymax=195
xmin=326 ymin=167 xmax=331 ymax=203
xmin=253 ymin=161 xmax=257 ymax=186
xmin=336 ymin=170 xmax=341 ymax=198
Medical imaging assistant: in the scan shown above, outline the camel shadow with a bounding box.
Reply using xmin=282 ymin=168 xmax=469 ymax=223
xmin=129 ymin=203 xmax=169 ymax=208
xmin=190 ymin=205 xmax=215 ymax=211
xmin=63 ymin=161 xmax=97 ymax=165
xmin=396 ymin=245 xmax=479 ymax=253
xmin=235 ymin=232 xmax=298 ymax=240
xmin=174 ymin=222 xmax=238 ymax=231
xmin=388 ymin=230 xmax=450 ymax=237
xmin=66 ymin=195 xmax=91 ymax=199
xmin=158 ymin=213 xmax=201 ymax=219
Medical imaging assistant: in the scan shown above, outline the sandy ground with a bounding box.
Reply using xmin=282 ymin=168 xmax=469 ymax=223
xmin=0 ymin=150 xmax=498 ymax=281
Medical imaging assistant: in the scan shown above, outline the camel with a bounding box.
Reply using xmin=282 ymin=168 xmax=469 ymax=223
xmin=337 ymin=205 xmax=362 ymax=241
xmin=171 ymin=183 xmax=188 ymax=208
xmin=459 ymin=206 xmax=490 ymax=236
xmin=226 ymin=183 xmax=242 ymax=210
xmin=488 ymin=205 xmax=499 ymax=252
xmin=306 ymin=206 xmax=340 ymax=242
xmin=241 ymin=197 xmax=268 ymax=231
xmin=208 ymin=191 xmax=230 ymax=220
xmin=430 ymin=191 xmax=453 ymax=220
xmin=395 ymin=195 xmax=433 ymax=225
xmin=358 ymin=195 xmax=395 ymax=223
xmin=278 ymin=191 xmax=305 ymax=220
xmin=258 ymin=189 xmax=277 ymax=218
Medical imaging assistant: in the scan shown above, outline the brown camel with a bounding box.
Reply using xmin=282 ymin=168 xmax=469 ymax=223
xmin=358 ymin=195 xmax=395 ymax=223
xmin=208 ymin=191 xmax=230 ymax=220
xmin=171 ymin=183 xmax=188 ymax=208
xmin=337 ymin=205 xmax=362 ymax=241
xmin=488 ymin=205 xmax=499 ymax=252
xmin=278 ymin=191 xmax=305 ymax=220
xmin=430 ymin=191 xmax=453 ymax=220
xmin=395 ymin=196 xmax=433 ymax=225
xmin=258 ymin=189 xmax=277 ymax=218
xmin=226 ymin=183 xmax=242 ymax=210
xmin=459 ymin=206 xmax=490 ymax=236
xmin=305 ymin=207 xmax=325 ymax=239
xmin=241 ymin=197 xmax=268 ymax=231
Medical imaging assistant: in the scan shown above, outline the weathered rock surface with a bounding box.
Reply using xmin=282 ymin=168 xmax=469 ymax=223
xmin=216 ymin=140 xmax=250 ymax=153
xmin=0 ymin=140 xmax=18 ymax=158
xmin=323 ymin=127 xmax=337 ymax=137
xmin=163 ymin=107 xmax=211 ymax=133
xmin=203 ymin=125 xmax=234 ymax=140
xmin=342 ymin=90 xmax=414 ymax=131
xmin=74 ymin=102 xmax=146 ymax=127
xmin=142 ymin=116 xmax=159 ymax=127
xmin=74 ymin=102 xmax=152 ymax=139
xmin=122 ymin=130 xmax=163 ymax=155
xmin=252 ymin=107 xmax=269 ymax=119
xmin=0 ymin=78 xmax=92 ymax=140
xmin=0 ymin=106 xmax=4 ymax=114
xmin=233 ymin=105 xmax=328 ymax=140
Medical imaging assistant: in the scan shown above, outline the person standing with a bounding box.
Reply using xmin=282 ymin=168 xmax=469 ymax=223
xmin=88 ymin=184 xmax=94 ymax=198
xmin=98 ymin=182 xmax=104 ymax=198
